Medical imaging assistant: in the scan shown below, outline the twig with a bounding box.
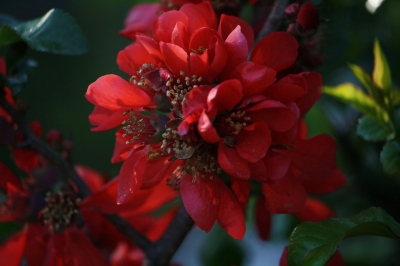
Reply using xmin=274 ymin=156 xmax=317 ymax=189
xmin=255 ymin=0 xmax=290 ymax=44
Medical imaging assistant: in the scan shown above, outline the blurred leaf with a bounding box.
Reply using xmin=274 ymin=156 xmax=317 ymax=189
xmin=373 ymin=39 xmax=391 ymax=93
xmin=12 ymin=9 xmax=88 ymax=55
xmin=1 ymin=58 xmax=37 ymax=95
xmin=288 ymin=207 xmax=400 ymax=266
xmin=0 ymin=13 xmax=20 ymax=27
xmin=357 ymin=116 xmax=392 ymax=142
xmin=348 ymin=63 xmax=376 ymax=96
xmin=5 ymin=42 xmax=29 ymax=74
xmin=392 ymin=89 xmax=400 ymax=107
xmin=323 ymin=83 xmax=387 ymax=123
xmin=381 ymin=141 xmax=400 ymax=178
xmin=0 ymin=25 xmax=22 ymax=47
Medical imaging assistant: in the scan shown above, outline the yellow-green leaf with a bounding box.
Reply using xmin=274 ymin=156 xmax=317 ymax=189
xmin=323 ymin=83 xmax=387 ymax=123
xmin=348 ymin=63 xmax=376 ymax=96
xmin=373 ymin=39 xmax=392 ymax=93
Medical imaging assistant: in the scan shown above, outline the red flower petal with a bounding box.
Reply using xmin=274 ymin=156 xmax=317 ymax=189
xmin=111 ymin=129 xmax=134 ymax=163
xmin=262 ymin=172 xmax=307 ymax=213
xmin=296 ymin=72 xmax=323 ymax=116
xmin=171 ymin=21 xmax=189 ymax=51
xmin=86 ymin=75 xmax=153 ymax=110
xmin=233 ymin=62 xmax=276 ymax=96
xmin=301 ymin=167 xmax=347 ymax=194
xmin=207 ymin=79 xmax=243 ymax=117
xmin=117 ymin=43 xmax=161 ymax=76
xmin=219 ymin=26 xmax=248 ymax=81
xmin=295 ymin=198 xmax=334 ymax=222
xmin=117 ymin=146 xmax=149 ymax=204
xmin=198 ymin=110 xmax=220 ymax=143
xmin=246 ymin=100 xmax=297 ymax=132
xmin=25 ymin=224 xmax=49 ymax=266
xmin=278 ymin=134 xmax=337 ymax=180
xmin=218 ymin=141 xmax=250 ymax=179
xmin=255 ymin=196 xmax=271 ymax=241
xmin=296 ymin=2 xmax=320 ymax=34
xmin=263 ymin=151 xmax=291 ymax=181
xmin=251 ymin=32 xmax=298 ymax=72
xmin=47 ymin=227 xmax=108 ymax=266
xmin=179 ymin=2 xmax=217 ymax=33
xmin=0 ymin=228 xmax=27 ymax=266
xmin=218 ymin=14 xmax=254 ymax=50
xmin=190 ymin=50 xmax=209 ymax=78
xmin=153 ymin=11 xmax=189 ymax=43
xmin=231 ymin=178 xmax=250 ymax=203
xmin=0 ymin=161 xmax=23 ymax=193
xmin=89 ymin=107 xmax=126 ymax=132
xmin=75 ymin=165 xmax=105 ymax=192
xmin=263 ymin=82 xmax=306 ymax=103
xmin=180 ymin=173 xmax=218 ymax=232
xmin=216 ymin=178 xmax=246 ymax=240
xmin=235 ymin=122 xmax=271 ymax=163
xmin=160 ymin=42 xmax=190 ymax=77
xmin=119 ymin=3 xmax=160 ymax=39
xmin=136 ymin=34 xmax=163 ymax=61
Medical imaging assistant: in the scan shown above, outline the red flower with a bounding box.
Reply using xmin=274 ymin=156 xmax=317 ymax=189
xmin=86 ymin=2 xmax=344 ymax=240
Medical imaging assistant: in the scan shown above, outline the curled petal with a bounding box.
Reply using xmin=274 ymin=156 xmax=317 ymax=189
xmin=89 ymin=107 xmax=126 ymax=132
xmin=231 ymin=178 xmax=250 ymax=203
xmin=179 ymin=2 xmax=217 ymax=33
xmin=160 ymin=42 xmax=189 ymax=77
xmin=207 ymin=79 xmax=243 ymax=117
xmin=86 ymin=75 xmax=153 ymax=110
xmin=153 ymin=11 xmax=189 ymax=43
xmin=255 ymin=196 xmax=271 ymax=241
xmin=198 ymin=110 xmax=220 ymax=143
xmin=296 ymin=2 xmax=320 ymax=34
xmin=218 ymin=14 xmax=254 ymax=50
xmin=219 ymin=26 xmax=248 ymax=81
xmin=296 ymin=72 xmax=323 ymax=116
xmin=295 ymin=198 xmax=334 ymax=222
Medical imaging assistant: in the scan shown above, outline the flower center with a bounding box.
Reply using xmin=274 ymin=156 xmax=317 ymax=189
xmin=42 ymin=192 xmax=80 ymax=233
xmin=130 ymin=62 xmax=155 ymax=87
xmin=161 ymin=128 xmax=199 ymax=159
xmin=122 ymin=110 xmax=157 ymax=145
xmin=213 ymin=110 xmax=251 ymax=145
xmin=165 ymin=71 xmax=204 ymax=108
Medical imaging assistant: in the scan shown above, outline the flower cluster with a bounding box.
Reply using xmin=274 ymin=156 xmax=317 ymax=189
xmin=86 ymin=2 xmax=346 ymax=240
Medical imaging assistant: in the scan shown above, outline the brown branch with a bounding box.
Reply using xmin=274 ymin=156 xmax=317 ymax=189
xmin=255 ymin=0 xmax=290 ymax=44
xmin=148 ymin=205 xmax=194 ymax=266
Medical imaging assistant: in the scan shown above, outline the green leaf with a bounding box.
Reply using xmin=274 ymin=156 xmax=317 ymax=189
xmin=0 ymin=24 xmax=22 ymax=47
xmin=288 ymin=207 xmax=400 ymax=266
xmin=323 ymin=83 xmax=387 ymax=123
xmin=381 ymin=141 xmax=400 ymax=177
xmin=348 ymin=63 xmax=376 ymax=96
xmin=13 ymin=9 xmax=88 ymax=55
xmin=357 ymin=116 xmax=392 ymax=142
xmin=373 ymin=39 xmax=392 ymax=92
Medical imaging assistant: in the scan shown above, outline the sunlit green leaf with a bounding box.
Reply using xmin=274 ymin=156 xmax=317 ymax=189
xmin=373 ymin=39 xmax=392 ymax=93
xmin=288 ymin=207 xmax=400 ymax=266
xmin=12 ymin=9 xmax=88 ymax=55
xmin=323 ymin=83 xmax=387 ymax=123
xmin=0 ymin=25 xmax=22 ymax=47
xmin=381 ymin=141 xmax=400 ymax=178
xmin=357 ymin=116 xmax=392 ymax=142
xmin=348 ymin=63 xmax=376 ymax=96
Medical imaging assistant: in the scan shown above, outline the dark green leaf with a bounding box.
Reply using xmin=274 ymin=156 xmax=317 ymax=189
xmin=0 ymin=25 xmax=22 ymax=47
xmin=381 ymin=141 xmax=400 ymax=177
xmin=288 ymin=207 xmax=400 ymax=266
xmin=13 ymin=9 xmax=88 ymax=55
xmin=357 ymin=116 xmax=392 ymax=142
xmin=323 ymin=83 xmax=387 ymax=123
xmin=373 ymin=39 xmax=392 ymax=93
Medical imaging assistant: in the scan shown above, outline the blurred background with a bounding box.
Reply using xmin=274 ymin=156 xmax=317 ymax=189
xmin=1 ymin=0 xmax=400 ymax=265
